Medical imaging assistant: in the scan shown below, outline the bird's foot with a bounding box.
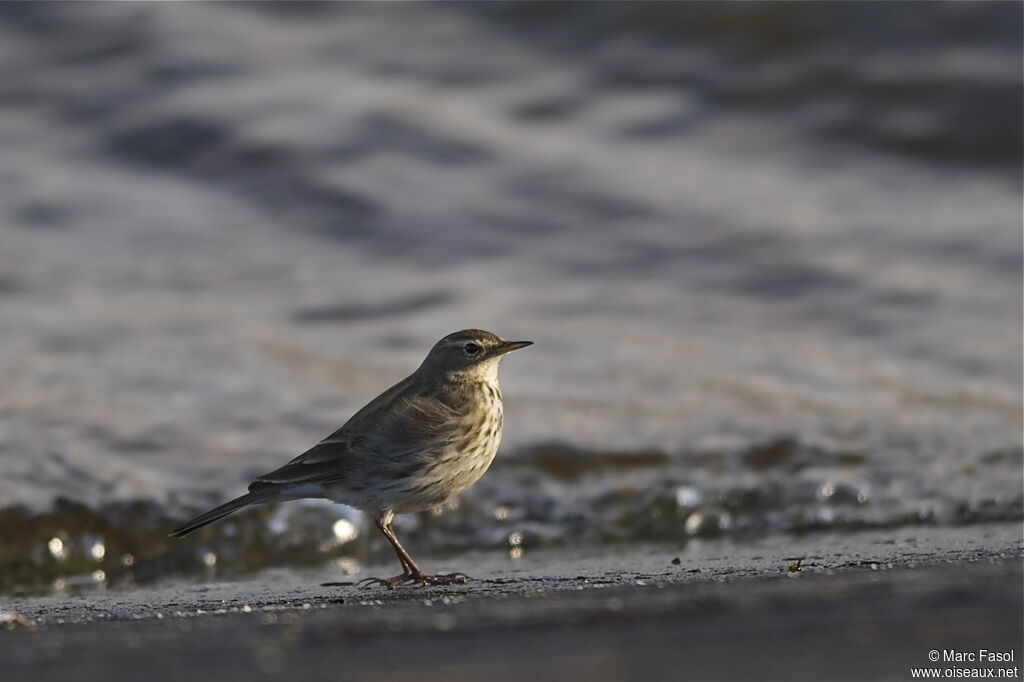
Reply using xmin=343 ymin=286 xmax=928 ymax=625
xmin=412 ymin=572 xmax=473 ymax=586
xmin=357 ymin=573 xmax=414 ymax=589
xmin=358 ymin=572 xmax=473 ymax=589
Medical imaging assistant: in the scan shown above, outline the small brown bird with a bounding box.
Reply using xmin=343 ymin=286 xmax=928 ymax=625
xmin=169 ymin=329 xmax=531 ymax=587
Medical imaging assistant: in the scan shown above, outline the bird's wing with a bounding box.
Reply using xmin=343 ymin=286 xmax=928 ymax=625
xmin=248 ymin=374 xmax=444 ymax=490
xmin=248 ymin=440 xmax=354 ymax=490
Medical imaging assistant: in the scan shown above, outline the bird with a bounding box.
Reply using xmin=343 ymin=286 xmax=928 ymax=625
xmin=169 ymin=329 xmax=531 ymax=588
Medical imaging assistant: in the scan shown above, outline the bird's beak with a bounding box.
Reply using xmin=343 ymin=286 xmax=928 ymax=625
xmin=496 ymin=340 xmax=533 ymax=355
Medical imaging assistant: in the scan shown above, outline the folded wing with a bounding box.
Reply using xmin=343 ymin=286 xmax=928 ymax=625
xmin=248 ymin=374 xmax=440 ymax=492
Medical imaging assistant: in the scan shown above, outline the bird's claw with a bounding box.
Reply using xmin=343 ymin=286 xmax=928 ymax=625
xmin=357 ymin=572 xmax=474 ymax=589
xmin=417 ymin=572 xmax=473 ymax=586
xmin=357 ymin=574 xmax=410 ymax=589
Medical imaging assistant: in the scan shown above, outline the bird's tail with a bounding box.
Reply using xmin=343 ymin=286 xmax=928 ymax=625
xmin=167 ymin=492 xmax=271 ymax=538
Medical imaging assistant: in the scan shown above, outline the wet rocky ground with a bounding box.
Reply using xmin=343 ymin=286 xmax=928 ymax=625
xmin=1 ymin=524 xmax=1021 ymax=682
xmin=4 ymin=523 xmax=1019 ymax=624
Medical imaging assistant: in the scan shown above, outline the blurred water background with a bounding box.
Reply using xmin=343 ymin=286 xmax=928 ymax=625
xmin=0 ymin=2 xmax=1020 ymax=593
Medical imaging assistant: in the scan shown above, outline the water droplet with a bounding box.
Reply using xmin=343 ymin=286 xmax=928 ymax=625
xmin=47 ymin=537 xmax=66 ymax=560
xmin=332 ymin=518 xmax=358 ymax=544
xmin=675 ymin=485 xmax=702 ymax=509
xmin=818 ymin=480 xmax=870 ymax=504
xmin=684 ymin=509 xmax=732 ymax=536
xmin=89 ymin=540 xmax=106 ymax=561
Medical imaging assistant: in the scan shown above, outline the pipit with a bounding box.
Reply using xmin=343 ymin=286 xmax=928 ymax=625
xmin=169 ymin=329 xmax=531 ymax=588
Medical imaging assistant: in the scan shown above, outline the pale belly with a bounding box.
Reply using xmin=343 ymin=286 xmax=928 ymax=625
xmin=388 ymin=434 xmax=502 ymax=513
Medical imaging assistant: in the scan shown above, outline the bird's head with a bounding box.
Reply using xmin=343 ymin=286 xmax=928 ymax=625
xmin=419 ymin=329 xmax=532 ymax=382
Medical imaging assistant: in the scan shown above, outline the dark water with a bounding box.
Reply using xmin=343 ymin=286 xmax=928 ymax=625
xmin=0 ymin=2 xmax=1020 ymax=592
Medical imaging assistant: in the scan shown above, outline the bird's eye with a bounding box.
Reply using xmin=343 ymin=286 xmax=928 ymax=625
xmin=463 ymin=342 xmax=480 ymax=356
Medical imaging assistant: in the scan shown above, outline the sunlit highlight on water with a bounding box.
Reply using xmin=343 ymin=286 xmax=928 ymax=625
xmin=331 ymin=519 xmax=358 ymax=544
xmin=675 ymin=485 xmax=702 ymax=509
xmin=47 ymin=537 xmax=66 ymax=561
xmin=508 ymin=531 xmax=524 ymax=559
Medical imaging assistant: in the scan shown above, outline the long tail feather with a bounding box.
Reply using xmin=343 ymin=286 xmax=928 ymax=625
xmin=167 ymin=492 xmax=269 ymax=538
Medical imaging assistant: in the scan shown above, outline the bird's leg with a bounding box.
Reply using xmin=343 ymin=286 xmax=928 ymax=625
xmin=357 ymin=511 xmax=418 ymax=588
xmin=378 ymin=518 xmax=474 ymax=585
xmin=378 ymin=515 xmax=423 ymax=576
xmin=358 ymin=511 xmax=472 ymax=589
